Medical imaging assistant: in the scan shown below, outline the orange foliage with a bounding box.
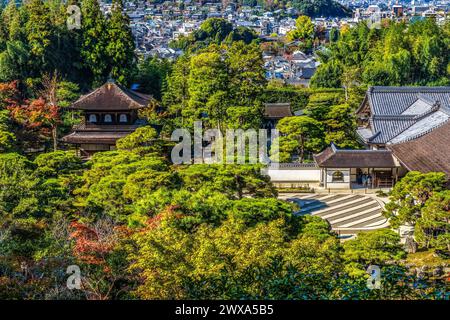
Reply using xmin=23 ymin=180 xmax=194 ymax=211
xmin=0 ymin=80 xmax=20 ymax=107
xmin=9 ymin=97 xmax=60 ymax=131
xmin=69 ymin=221 xmax=116 ymax=267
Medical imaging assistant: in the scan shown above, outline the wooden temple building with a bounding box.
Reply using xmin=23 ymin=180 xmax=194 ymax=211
xmin=263 ymin=103 xmax=293 ymax=129
xmin=62 ymin=80 xmax=151 ymax=157
xmin=267 ymin=86 xmax=450 ymax=190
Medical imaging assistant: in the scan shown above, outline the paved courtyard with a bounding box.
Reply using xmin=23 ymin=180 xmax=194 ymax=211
xmin=279 ymin=193 xmax=389 ymax=235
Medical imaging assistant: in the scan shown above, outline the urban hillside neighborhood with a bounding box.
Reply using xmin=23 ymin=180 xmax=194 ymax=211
xmin=115 ymin=0 xmax=450 ymax=84
xmin=0 ymin=0 xmax=449 ymax=301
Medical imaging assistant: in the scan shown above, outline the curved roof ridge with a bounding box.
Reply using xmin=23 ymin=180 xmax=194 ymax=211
xmin=71 ymin=82 xmax=152 ymax=110
xmin=371 ymin=86 xmax=450 ymax=92
xmin=390 ymin=117 xmax=450 ymax=145
xmin=416 ymin=93 xmax=437 ymax=105
xmin=372 ymin=114 xmax=416 ymax=120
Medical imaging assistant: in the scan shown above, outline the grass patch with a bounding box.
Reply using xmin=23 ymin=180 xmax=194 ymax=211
xmin=406 ymin=248 xmax=450 ymax=267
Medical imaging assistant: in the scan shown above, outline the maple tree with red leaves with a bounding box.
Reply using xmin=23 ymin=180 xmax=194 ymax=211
xmin=8 ymin=97 xmax=60 ymax=151
xmin=69 ymin=220 xmax=118 ymax=267
xmin=1 ymin=74 xmax=63 ymax=151
xmin=0 ymin=80 xmax=21 ymax=108
xmin=68 ymin=219 xmax=129 ymax=300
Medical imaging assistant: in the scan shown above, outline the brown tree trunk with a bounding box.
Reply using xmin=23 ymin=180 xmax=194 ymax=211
xmin=299 ymin=135 xmax=305 ymax=162
xmin=52 ymin=125 xmax=57 ymax=151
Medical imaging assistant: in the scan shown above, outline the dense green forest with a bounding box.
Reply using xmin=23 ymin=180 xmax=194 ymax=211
xmin=0 ymin=2 xmax=448 ymax=299
xmin=1 ymin=133 xmax=449 ymax=299
xmin=311 ymin=19 xmax=450 ymax=87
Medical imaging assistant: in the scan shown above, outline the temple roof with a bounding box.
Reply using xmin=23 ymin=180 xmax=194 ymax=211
xmin=61 ymin=131 xmax=131 ymax=144
xmin=71 ymin=81 xmax=152 ymax=111
xmin=357 ymin=86 xmax=450 ymax=115
xmin=264 ymin=103 xmax=293 ymax=119
xmin=314 ymin=143 xmax=398 ymax=168
xmin=356 ymin=86 xmax=450 ymax=145
xmin=388 ymin=121 xmax=450 ymax=177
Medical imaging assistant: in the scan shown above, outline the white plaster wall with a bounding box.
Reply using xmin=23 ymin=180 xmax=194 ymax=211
xmin=325 ymin=169 xmax=350 ymax=189
xmin=326 ymin=182 xmax=350 ymax=189
xmin=325 ymin=169 xmax=350 ymax=183
xmin=267 ymin=168 xmax=321 ymax=182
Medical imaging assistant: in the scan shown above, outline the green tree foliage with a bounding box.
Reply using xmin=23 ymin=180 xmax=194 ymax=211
xmin=311 ymin=19 xmax=450 ymax=88
xmin=383 ymin=171 xmax=447 ymax=228
xmin=0 ymin=151 xmax=82 ymax=265
xmin=290 ymin=0 xmax=351 ymax=18
xmin=272 ymin=116 xmax=324 ymax=162
xmin=106 ymin=0 xmax=136 ymax=85
xmin=170 ymin=18 xmax=258 ymax=52
xmin=322 ymin=104 xmax=359 ymax=148
xmin=25 ymin=0 xmax=52 ymax=65
xmin=129 ymin=211 xmax=341 ymax=299
xmin=0 ymin=109 xmax=15 ymax=151
xmin=0 ymin=0 xmax=136 ymax=88
xmin=162 ymin=42 xmax=266 ymax=132
xmin=311 ymin=60 xmax=343 ymax=88
xmin=343 ymin=229 xmax=405 ymax=277
xmin=383 ymin=171 xmax=450 ymax=254
xmin=0 ymin=140 xmax=447 ymax=299
xmin=81 ymin=0 xmax=110 ymax=86
xmin=287 ymin=15 xmax=315 ymax=44
xmin=227 ymin=41 xmax=266 ymax=107
xmin=415 ymin=190 xmax=450 ymax=252
xmin=186 ymin=49 xmax=228 ymax=126
xmin=162 ymin=54 xmax=190 ymax=125
xmin=133 ymin=57 xmax=172 ymax=99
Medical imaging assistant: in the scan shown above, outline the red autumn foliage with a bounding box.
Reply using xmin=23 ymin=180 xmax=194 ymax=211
xmin=139 ymin=205 xmax=185 ymax=233
xmin=69 ymin=221 xmax=116 ymax=267
xmin=1 ymin=80 xmax=61 ymax=149
xmin=8 ymin=97 xmax=60 ymax=132
xmin=0 ymin=80 xmax=21 ymax=107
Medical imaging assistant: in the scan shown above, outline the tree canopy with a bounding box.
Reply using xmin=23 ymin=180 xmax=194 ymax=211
xmin=311 ymin=19 xmax=450 ymax=88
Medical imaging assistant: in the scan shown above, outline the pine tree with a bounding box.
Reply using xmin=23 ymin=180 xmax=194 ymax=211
xmin=81 ymin=0 xmax=109 ymax=86
xmin=106 ymin=0 xmax=135 ymax=86
xmin=0 ymin=1 xmax=26 ymax=43
xmin=49 ymin=0 xmax=85 ymax=84
xmin=25 ymin=0 xmax=52 ymax=67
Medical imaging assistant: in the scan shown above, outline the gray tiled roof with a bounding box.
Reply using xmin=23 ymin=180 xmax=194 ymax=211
xmin=358 ymin=86 xmax=450 ymax=144
xmin=314 ymin=143 xmax=397 ymax=168
xmin=369 ymin=117 xmax=416 ymax=144
xmin=367 ymin=86 xmax=450 ymax=115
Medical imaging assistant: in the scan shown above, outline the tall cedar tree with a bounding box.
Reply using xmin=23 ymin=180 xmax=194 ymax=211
xmin=107 ymin=0 xmax=135 ymax=86
xmin=25 ymin=0 xmax=52 ymax=67
xmin=81 ymin=0 xmax=109 ymax=86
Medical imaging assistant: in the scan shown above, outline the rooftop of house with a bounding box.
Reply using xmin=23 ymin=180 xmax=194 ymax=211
xmin=388 ymin=120 xmax=450 ymax=178
xmin=356 ymin=86 xmax=450 ymax=145
xmin=61 ymin=131 xmax=132 ymax=145
xmin=264 ymin=103 xmax=293 ymax=119
xmin=71 ymin=81 xmax=152 ymax=111
xmin=313 ymin=143 xmax=398 ymax=168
